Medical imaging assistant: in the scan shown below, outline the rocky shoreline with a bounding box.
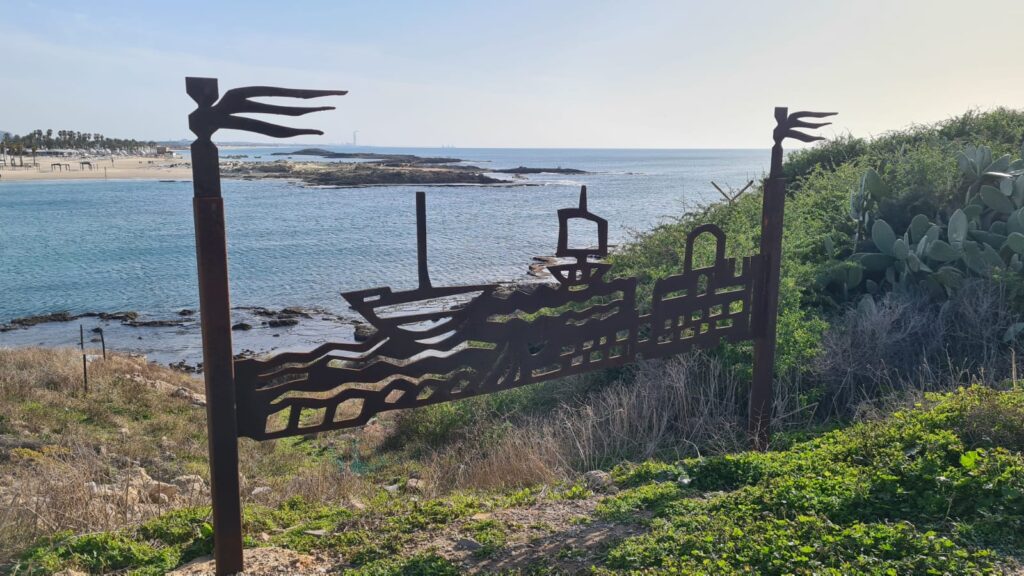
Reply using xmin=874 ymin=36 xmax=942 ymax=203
xmin=222 ymin=149 xmax=589 ymax=187
xmin=222 ymin=160 xmax=513 ymax=187
xmin=1 ymin=305 xmax=354 ymax=335
xmin=270 ymin=148 xmax=462 ymax=165
xmin=0 ymin=254 xmax=578 ymax=370
xmin=0 ymin=310 xmax=184 ymax=332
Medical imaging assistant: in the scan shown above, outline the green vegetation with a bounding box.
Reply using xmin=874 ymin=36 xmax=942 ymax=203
xmin=396 ymin=108 xmax=1024 ymax=459
xmin=1 ymin=129 xmax=155 ymax=157
xmin=606 ymin=108 xmax=1024 ymax=413
xmin=5 ymin=108 xmax=1024 ymax=573
xmin=10 ymin=386 xmax=1024 ymax=574
xmin=596 ymin=385 xmax=1024 ymax=574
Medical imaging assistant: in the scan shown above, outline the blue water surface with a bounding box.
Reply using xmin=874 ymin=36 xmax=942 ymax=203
xmin=0 ymin=147 xmax=766 ymax=322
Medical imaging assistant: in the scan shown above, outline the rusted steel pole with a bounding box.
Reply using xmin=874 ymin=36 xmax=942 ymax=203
xmin=750 ymin=107 xmax=835 ymax=451
xmin=187 ymin=77 xmax=244 ymax=575
xmin=749 ymin=124 xmax=786 ymax=451
xmin=185 ymin=76 xmax=345 ymax=575
xmin=80 ymin=324 xmax=88 ymax=394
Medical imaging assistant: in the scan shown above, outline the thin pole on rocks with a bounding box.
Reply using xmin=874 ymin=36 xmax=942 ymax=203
xmin=80 ymin=324 xmax=89 ymax=394
xmin=99 ymin=328 xmax=107 ymax=360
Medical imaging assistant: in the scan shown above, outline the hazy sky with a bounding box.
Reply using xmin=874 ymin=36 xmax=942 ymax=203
xmin=2 ymin=0 xmax=1022 ymax=148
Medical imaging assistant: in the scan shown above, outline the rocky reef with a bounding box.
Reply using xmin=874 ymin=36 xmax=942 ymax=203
xmin=222 ymin=160 xmax=513 ymax=187
xmin=226 ymin=149 xmax=589 ymax=187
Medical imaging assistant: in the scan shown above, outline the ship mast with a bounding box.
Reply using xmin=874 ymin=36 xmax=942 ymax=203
xmin=416 ymin=191 xmax=432 ymax=289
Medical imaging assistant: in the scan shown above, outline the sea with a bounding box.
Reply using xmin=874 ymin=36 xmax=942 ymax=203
xmin=0 ymin=147 xmax=766 ymax=364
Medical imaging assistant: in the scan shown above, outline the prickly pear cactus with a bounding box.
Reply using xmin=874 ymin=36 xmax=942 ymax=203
xmin=839 ymin=145 xmax=1024 ymax=298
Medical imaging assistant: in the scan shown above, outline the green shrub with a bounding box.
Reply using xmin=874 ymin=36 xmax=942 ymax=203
xmin=341 ymin=553 xmax=460 ymax=576
xmin=14 ymin=532 xmax=176 ymax=576
xmin=594 ymin=386 xmax=1024 ymax=574
xmin=465 ymin=519 xmax=508 ymax=557
xmin=610 ymin=460 xmax=684 ymax=488
xmin=835 ymin=144 xmax=1024 ymax=301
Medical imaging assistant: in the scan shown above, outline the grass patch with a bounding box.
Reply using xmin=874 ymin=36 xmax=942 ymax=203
xmin=10 ymin=383 xmax=1024 ymax=574
xmin=594 ymin=385 xmax=1024 ymax=574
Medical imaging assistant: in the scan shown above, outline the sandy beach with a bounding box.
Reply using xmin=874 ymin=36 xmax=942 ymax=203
xmin=0 ymin=154 xmax=191 ymax=181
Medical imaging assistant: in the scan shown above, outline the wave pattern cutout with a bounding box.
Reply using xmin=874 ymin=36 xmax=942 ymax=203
xmin=234 ymin=188 xmax=760 ymax=440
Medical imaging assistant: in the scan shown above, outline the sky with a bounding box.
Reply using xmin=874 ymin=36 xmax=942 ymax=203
xmin=2 ymin=0 xmax=1023 ymax=148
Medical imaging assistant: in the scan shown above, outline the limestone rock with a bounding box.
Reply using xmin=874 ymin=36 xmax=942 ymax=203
xmin=454 ymin=538 xmax=482 ymax=552
xmin=405 ymin=478 xmax=428 ymax=493
xmin=171 ymin=387 xmax=207 ymax=407
xmin=172 ymin=474 xmax=208 ymax=495
xmin=583 ymin=470 xmax=614 ymax=492
xmin=353 ymin=322 xmax=378 ymax=342
xmin=148 ymin=481 xmax=180 ymax=503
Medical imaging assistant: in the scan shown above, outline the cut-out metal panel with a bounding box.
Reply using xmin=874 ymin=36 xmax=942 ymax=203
xmin=234 ymin=188 xmax=760 ymax=440
xmin=184 ymin=76 xmax=834 ymax=576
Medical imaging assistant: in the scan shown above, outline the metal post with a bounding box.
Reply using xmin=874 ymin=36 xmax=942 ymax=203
xmin=80 ymin=324 xmax=88 ymax=394
xmin=185 ymin=76 xmax=345 ymax=576
xmin=750 ymin=107 xmax=835 ymax=451
xmin=188 ymin=77 xmax=244 ymax=575
xmin=416 ymin=192 xmax=432 ymax=289
xmin=99 ymin=328 xmax=106 ymax=360
xmin=749 ymin=139 xmax=786 ymax=450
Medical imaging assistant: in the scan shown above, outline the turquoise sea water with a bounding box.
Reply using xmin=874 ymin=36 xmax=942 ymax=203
xmin=0 ymin=147 xmax=766 ymax=362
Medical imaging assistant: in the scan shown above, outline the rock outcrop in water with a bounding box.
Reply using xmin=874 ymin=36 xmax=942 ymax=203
xmin=235 ymin=150 xmax=589 ymax=187
xmin=272 ymin=148 xmax=462 ymax=165
xmin=222 ymin=159 xmax=514 ymax=187
xmin=0 ymin=310 xmax=155 ymax=332
xmin=493 ymin=166 xmax=588 ymax=175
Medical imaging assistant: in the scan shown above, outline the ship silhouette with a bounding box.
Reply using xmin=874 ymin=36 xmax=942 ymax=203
xmin=341 ymin=192 xmax=495 ymax=345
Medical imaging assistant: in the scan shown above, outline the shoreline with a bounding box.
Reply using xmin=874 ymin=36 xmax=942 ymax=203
xmin=0 ymin=155 xmax=191 ymax=181
xmin=0 ymin=150 xmax=588 ymax=185
xmin=0 ymin=264 xmax=564 ymax=370
xmin=0 ymin=305 xmax=361 ymax=370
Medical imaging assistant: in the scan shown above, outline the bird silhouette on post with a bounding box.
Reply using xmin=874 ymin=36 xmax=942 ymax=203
xmin=751 ymin=107 xmax=835 ymax=451
xmin=185 ymin=77 xmax=345 ymax=576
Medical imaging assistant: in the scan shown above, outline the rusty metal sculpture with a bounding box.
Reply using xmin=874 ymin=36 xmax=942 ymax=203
xmin=186 ymin=77 xmax=831 ymax=574
xmin=234 ymin=187 xmax=762 ymax=440
xmin=749 ymin=108 xmax=836 ymax=449
xmin=186 ymin=77 xmax=347 ymax=574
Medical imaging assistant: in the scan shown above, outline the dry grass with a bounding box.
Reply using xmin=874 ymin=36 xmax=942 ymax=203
xmin=2 ymin=277 xmax=1019 ymax=564
xmin=0 ymin=347 xmax=375 ymax=564
xmin=0 ymin=348 xmax=203 ymax=560
xmin=813 ymin=281 xmax=1022 ymax=420
xmin=423 ymin=352 xmax=748 ymax=491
